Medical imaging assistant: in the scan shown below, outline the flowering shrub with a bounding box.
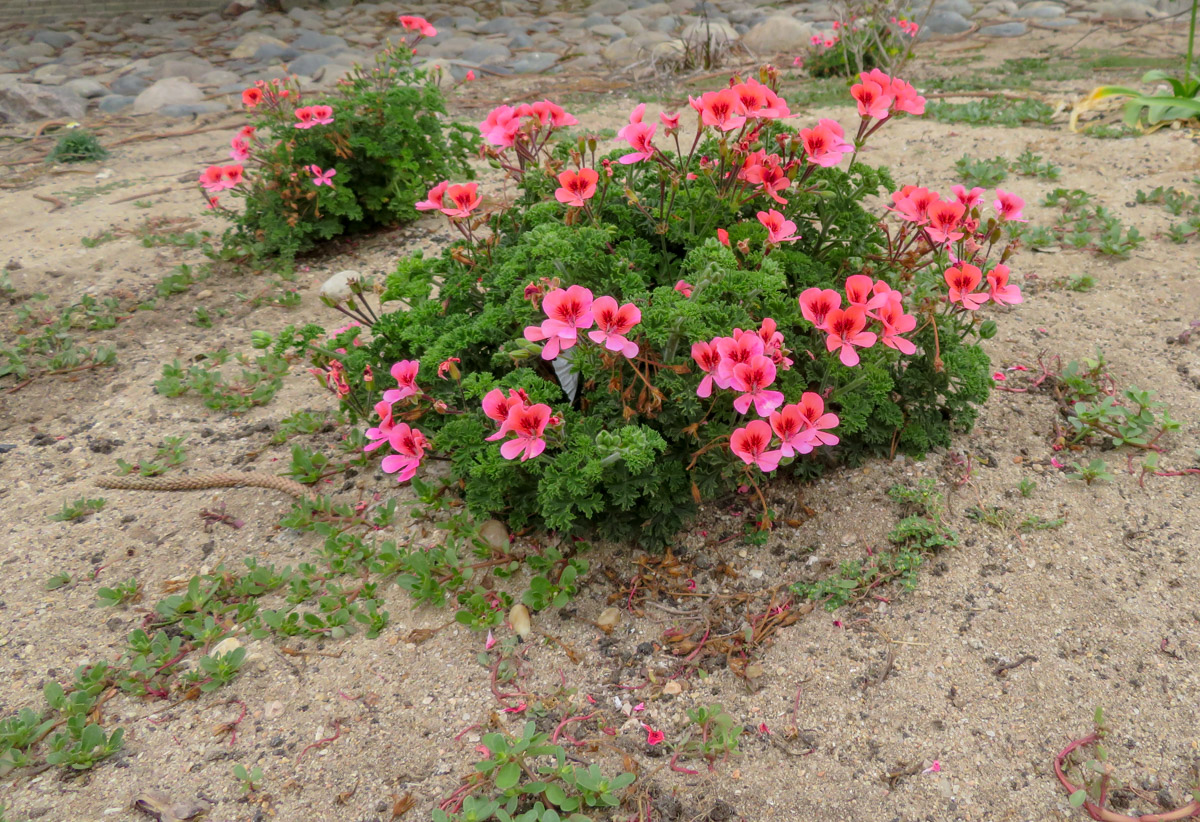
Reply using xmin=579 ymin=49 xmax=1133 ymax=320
xmin=199 ymin=17 xmax=475 ymax=260
xmin=802 ymin=7 xmax=920 ymax=79
xmin=321 ymin=68 xmax=1025 ymax=546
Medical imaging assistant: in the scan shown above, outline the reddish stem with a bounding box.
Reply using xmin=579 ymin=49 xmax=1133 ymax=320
xmin=551 ymin=712 xmax=597 ymax=746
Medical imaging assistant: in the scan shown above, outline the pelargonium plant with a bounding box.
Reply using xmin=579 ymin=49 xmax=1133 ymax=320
xmin=315 ymin=66 xmax=1026 ymax=546
xmin=198 ymin=15 xmax=476 ymax=261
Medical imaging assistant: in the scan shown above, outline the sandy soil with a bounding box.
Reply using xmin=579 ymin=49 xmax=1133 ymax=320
xmin=1 ymin=24 xmax=1199 ymax=822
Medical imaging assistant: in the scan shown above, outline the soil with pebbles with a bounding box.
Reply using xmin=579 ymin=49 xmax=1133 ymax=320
xmin=1 ymin=28 xmax=1199 ymax=822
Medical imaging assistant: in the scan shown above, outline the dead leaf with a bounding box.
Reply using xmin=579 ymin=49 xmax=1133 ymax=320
xmin=133 ymin=791 xmax=211 ymax=822
xmin=390 ymin=792 xmax=416 ymax=819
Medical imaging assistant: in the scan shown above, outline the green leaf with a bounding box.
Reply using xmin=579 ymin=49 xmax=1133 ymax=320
xmin=495 ymin=761 xmax=522 ymax=791
xmin=1069 ymin=789 xmax=1088 ymax=808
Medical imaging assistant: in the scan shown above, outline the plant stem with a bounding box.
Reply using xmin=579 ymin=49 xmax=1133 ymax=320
xmin=1188 ymin=0 xmax=1198 ymax=83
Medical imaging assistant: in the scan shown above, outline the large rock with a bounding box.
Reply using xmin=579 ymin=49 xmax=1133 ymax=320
xmin=64 ymin=77 xmax=109 ymax=98
xmin=1083 ymin=0 xmax=1162 ymax=17
xmin=288 ymin=52 xmax=334 ymax=76
xmin=1015 ymin=2 xmax=1065 ymax=16
xmin=0 ymin=78 xmax=85 ymax=123
xmin=110 ymin=73 xmax=150 ymax=95
xmin=32 ymin=30 xmax=78 ymax=50
xmin=132 ymin=77 xmax=204 ymax=113
xmin=510 ymin=51 xmax=559 ymax=73
xmin=924 ymin=10 xmax=974 ymax=32
xmin=979 ymin=21 xmax=1029 ymax=34
xmin=155 ymin=58 xmax=216 ymax=82
xmin=741 ymin=15 xmax=814 ymax=53
xmin=230 ymin=32 xmax=288 ymax=59
xmin=681 ymin=19 xmax=739 ymax=42
xmin=290 ymin=29 xmax=346 ymax=50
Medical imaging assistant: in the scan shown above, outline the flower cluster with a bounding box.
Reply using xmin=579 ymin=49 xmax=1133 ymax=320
xmin=482 ymin=388 xmax=559 ymax=462
xmin=729 ymin=392 xmax=840 ymax=472
xmin=523 ymin=286 xmax=642 ymax=361
xmin=799 ymin=275 xmax=916 ymax=366
xmin=293 ymin=104 xmax=334 ymax=129
xmin=397 ymin=14 xmax=436 ymax=37
xmin=889 ymin=16 xmax=921 ymax=36
xmin=691 ymin=320 xmax=793 ymax=416
xmin=478 ymin=100 xmax=578 ymax=149
xmin=851 ymin=69 xmax=925 ymax=120
xmin=363 ymin=361 xmax=429 ymax=482
xmin=199 ymin=164 xmax=244 ymax=194
xmin=810 ymin=33 xmax=840 ymax=49
xmin=415 ymin=181 xmax=481 ymax=218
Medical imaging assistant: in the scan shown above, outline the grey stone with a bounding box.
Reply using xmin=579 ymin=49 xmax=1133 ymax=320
xmin=159 ymin=101 xmax=229 ymax=117
xmin=30 ymin=64 xmax=68 ymax=84
xmin=5 ymin=43 xmax=54 ymax=62
xmin=929 ymin=0 xmax=976 ymax=15
xmin=63 ymin=77 xmax=109 ymax=98
xmin=291 ymin=29 xmax=346 ymax=50
xmin=155 ymin=59 xmax=216 ymax=82
xmin=590 ymin=23 xmax=628 ymax=38
xmin=979 ymin=21 xmax=1028 ymax=34
xmin=288 ymin=52 xmax=334 ymax=76
xmin=311 ymin=62 xmax=358 ymax=83
xmin=1015 ymin=2 xmax=1065 ymax=17
xmin=230 ymin=32 xmax=288 ymax=59
xmin=1084 ymin=0 xmax=1162 ymax=17
xmin=587 ymin=0 xmax=628 ymax=13
xmin=461 ymin=42 xmax=511 ymax=65
xmin=1037 ymin=15 xmax=1081 ymax=24
xmin=614 ymin=12 xmax=647 ymax=34
xmin=601 ymin=37 xmax=643 ymax=61
xmin=581 ymin=13 xmax=611 ymax=26
xmin=98 ymin=94 xmax=134 ymax=113
xmin=0 ymin=79 xmax=85 ymax=124
xmin=254 ymin=43 xmax=301 ymax=62
xmin=480 ymin=17 xmax=524 ymax=34
xmin=32 ymin=30 xmax=77 ymax=50
xmin=510 ymin=51 xmax=560 ymax=72
xmin=973 ymin=5 xmax=1007 ymax=18
xmin=132 ymin=77 xmax=203 ymax=113
xmin=508 ymin=32 xmax=535 ymax=48
xmin=650 ymin=38 xmax=687 ymax=60
xmin=924 ymin=10 xmax=974 ymax=32
xmin=199 ymin=69 xmax=242 ymax=86
xmin=110 ymin=73 xmax=150 ymax=96
xmin=651 ymin=16 xmax=679 ymax=31
xmin=741 ymin=14 xmax=814 ymax=52
xmin=429 ymin=36 xmax=477 ymax=58
xmin=681 ymin=19 xmax=739 ymax=41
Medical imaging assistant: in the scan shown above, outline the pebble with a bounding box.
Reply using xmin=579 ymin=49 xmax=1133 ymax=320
xmin=979 ymin=21 xmax=1029 ymax=35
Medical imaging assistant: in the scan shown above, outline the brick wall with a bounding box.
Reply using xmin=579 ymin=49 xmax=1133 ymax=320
xmin=0 ymin=0 xmax=225 ymax=23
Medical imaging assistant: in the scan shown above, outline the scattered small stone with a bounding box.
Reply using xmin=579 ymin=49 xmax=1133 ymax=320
xmin=596 ymin=606 xmax=621 ymax=631
xmin=479 ymin=518 xmax=509 ymax=550
xmin=979 ymin=21 xmax=1029 ymax=35
xmin=508 ymin=602 xmax=532 ymax=640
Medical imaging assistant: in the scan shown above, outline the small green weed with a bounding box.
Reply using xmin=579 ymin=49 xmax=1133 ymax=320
xmin=673 ymin=704 xmax=743 ymax=770
xmin=1017 ymin=478 xmax=1037 ymax=497
xmin=44 ymin=572 xmax=71 ymax=591
xmin=1011 ymin=149 xmax=1061 ymax=180
xmin=955 ymin=155 xmax=1008 ymax=187
xmin=116 ymin=436 xmax=187 ymax=478
xmin=926 ymin=97 xmax=1056 ymax=127
xmin=233 ymin=763 xmax=263 ymax=794
xmin=48 ymin=497 xmax=106 ymax=522
xmin=97 ymin=578 xmax=141 ymax=608
xmin=156 ymin=349 xmax=289 ymax=412
xmin=80 ymin=231 xmax=117 ymax=248
xmin=47 ymin=130 xmax=108 ymax=164
xmin=1014 ymin=188 xmax=1144 ymax=257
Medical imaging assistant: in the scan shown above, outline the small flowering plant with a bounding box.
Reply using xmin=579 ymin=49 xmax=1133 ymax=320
xmin=803 ymin=3 xmax=921 ymax=79
xmin=200 ymin=17 xmax=475 ymax=260
xmin=326 ymin=67 xmax=1025 ymax=546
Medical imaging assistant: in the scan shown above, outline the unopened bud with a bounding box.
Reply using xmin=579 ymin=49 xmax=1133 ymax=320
xmin=250 ymin=330 xmax=272 ymax=349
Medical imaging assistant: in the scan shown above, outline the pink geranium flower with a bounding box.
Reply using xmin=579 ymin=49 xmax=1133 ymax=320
xmin=926 ymin=201 xmax=965 ymax=244
xmin=229 ymin=136 xmax=250 ymax=162
xmin=642 ymin=724 xmax=665 ymax=746
xmin=986 ymin=265 xmax=1023 ymax=306
xmin=241 ymin=87 xmax=262 ymax=108
xmin=482 ymin=388 xmax=530 ymax=441
xmin=308 ymin=165 xmax=336 ymax=187
xmin=697 ymin=88 xmax=747 ymax=132
xmin=199 ymin=165 xmax=226 ymax=193
xmin=850 ymin=79 xmax=893 ymax=120
xmin=364 ymin=400 xmax=397 ymax=452
xmin=381 ymin=424 xmax=428 ymax=482
xmin=944 ymin=264 xmax=989 ymax=310
xmin=660 ymin=110 xmax=680 ymax=130
xmin=440 ymin=183 xmax=481 ymax=218
xmin=499 ymin=403 xmax=551 ymax=461
xmin=740 ymin=152 xmax=791 ymax=205
xmin=478 ymin=105 xmax=522 ymax=148
xmin=524 ymin=285 xmax=595 ymax=360
xmin=799 ymin=121 xmax=853 ymax=167
xmin=384 ymin=360 xmax=420 ymax=403
xmin=890 ymin=186 xmax=938 ymax=224
xmin=824 ymin=306 xmax=877 ymax=366
xmin=731 ymin=354 xmax=785 ymax=417
xmin=555 ymin=168 xmax=598 ymax=207
xmin=587 ymin=296 xmax=641 ymax=358
xmin=951 ymin=184 xmax=985 ymax=208
xmin=398 ymin=14 xmax=437 ymax=36
xmin=715 ymin=330 xmax=765 ymax=388
xmin=844 ymin=274 xmax=890 ymax=311
xmin=993 ymin=189 xmax=1028 ymax=222
xmin=757 ymin=209 xmax=799 ymax=244
xmin=769 ymin=404 xmax=816 ymax=457
xmin=309 ymin=104 xmax=334 ymax=125
xmin=618 ymin=121 xmax=657 ymax=165
xmin=674 ymin=279 xmax=693 ymax=298
xmin=730 ymin=419 xmax=783 ymax=472
xmin=716 ymin=228 xmax=730 ymax=247
xmin=530 ymin=100 xmax=577 ymax=127
xmin=888 ymin=77 xmax=926 ymax=116
xmin=799 ymin=287 xmax=842 ymax=331
xmin=293 ymin=106 xmax=315 ymax=129
xmin=876 ymin=301 xmax=917 ymax=355
xmin=222 ymin=165 xmax=244 ymax=187
xmin=691 ymin=340 xmax=721 ymax=398
xmin=796 ymin=392 xmax=840 ymax=447
xmin=415 ymin=180 xmax=450 ymax=212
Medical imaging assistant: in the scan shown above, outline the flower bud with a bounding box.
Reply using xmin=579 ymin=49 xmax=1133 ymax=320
xmin=250 ymin=330 xmax=272 ymax=349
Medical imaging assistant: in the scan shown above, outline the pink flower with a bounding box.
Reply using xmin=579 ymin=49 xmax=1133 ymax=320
xmin=731 ymin=354 xmax=785 ymax=417
xmin=415 ymin=180 xmax=450 ymax=212
xmin=482 ymin=388 xmax=530 ymax=441
xmin=205 ymin=196 xmax=219 ymax=210
xmin=717 ymin=228 xmax=730 ymax=247
xmin=660 ymin=110 xmax=680 ymax=130
xmin=554 ymin=168 xmax=599 ymax=207
xmin=293 ymin=106 xmax=316 ymax=129
xmin=986 ymin=265 xmax=1023 ymax=306
xmin=890 ymin=186 xmax=938 ymax=224
xmin=824 ymin=306 xmax=877 ymax=367
xmin=642 ymin=724 xmax=665 ymax=746
xmin=674 ymin=279 xmax=693 ymax=298
xmin=877 ymin=301 xmax=917 ymax=355
xmin=922 ymin=761 xmax=941 ymax=775
xmin=769 ymin=404 xmax=816 ymax=457
xmin=800 ymin=121 xmax=853 ymax=167
xmin=485 ymin=630 xmax=496 ymax=650
xmin=691 ymin=340 xmax=721 ymax=398
xmin=944 ymin=264 xmax=989 ymax=310
xmin=796 ymin=392 xmax=839 ymax=447
xmin=697 ymin=88 xmax=747 ymax=132
xmin=618 ymin=121 xmax=657 ymax=165
xmin=851 ymin=79 xmax=893 ymax=120
xmin=384 ymin=360 xmax=420 ymax=403
xmin=440 ymin=183 xmax=481 ymax=218
xmin=229 ymin=136 xmax=250 ymax=161
xmin=799 ymin=287 xmax=842 ymax=331
xmin=993 ymin=189 xmax=1028 ymax=222
xmin=309 ymin=104 xmax=334 ymax=125
xmin=499 ymin=403 xmax=552 ymax=461
xmin=478 ymin=105 xmax=522 ymax=148
xmin=524 ymin=285 xmax=595 ymax=360
xmin=617 ymin=102 xmax=645 ymax=143
xmin=587 ymin=296 xmax=641 ymax=358
xmin=993 ymin=371 xmax=1007 ymax=381
xmin=757 ymin=209 xmax=799 ymax=244
xmin=222 ymin=165 xmax=244 ymax=187
xmin=398 ymin=14 xmax=436 ymax=37
xmin=844 ymin=274 xmax=890 ymax=311
xmin=437 ymin=357 xmax=461 ymax=379
xmin=198 ymin=165 xmax=226 ymax=193
xmin=730 ymin=419 xmax=783 ymax=472
xmin=926 ymin=201 xmax=965 ymax=244
xmin=715 ymin=330 xmax=765 ymax=388
xmin=241 ymin=87 xmax=263 ymax=108
xmin=740 ymin=152 xmax=791 ymax=204
xmin=364 ymin=400 xmax=397 ymax=452
xmin=381 ymin=424 xmax=428 ymax=483
xmin=951 ymin=185 xmax=985 ymax=208
xmin=465 ymin=70 xmax=475 ymax=81
xmin=888 ymin=77 xmax=925 ymax=116
xmin=309 ymin=165 xmax=336 ymax=187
